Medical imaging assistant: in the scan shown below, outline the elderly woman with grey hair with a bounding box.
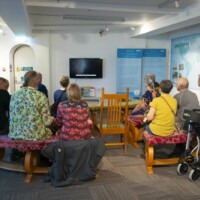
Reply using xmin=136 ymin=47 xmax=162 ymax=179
xmin=9 ymin=71 xmax=55 ymax=140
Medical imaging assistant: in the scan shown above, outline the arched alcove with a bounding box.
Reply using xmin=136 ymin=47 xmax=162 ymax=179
xmin=9 ymin=45 xmax=35 ymax=92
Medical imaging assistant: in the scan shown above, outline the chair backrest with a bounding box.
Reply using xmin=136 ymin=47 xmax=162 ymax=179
xmin=99 ymin=88 xmax=129 ymax=134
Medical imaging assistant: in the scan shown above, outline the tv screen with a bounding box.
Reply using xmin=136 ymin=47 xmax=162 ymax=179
xmin=69 ymin=58 xmax=103 ymax=78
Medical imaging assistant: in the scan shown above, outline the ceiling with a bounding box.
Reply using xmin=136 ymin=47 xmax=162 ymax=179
xmin=1 ymin=0 xmax=200 ymax=38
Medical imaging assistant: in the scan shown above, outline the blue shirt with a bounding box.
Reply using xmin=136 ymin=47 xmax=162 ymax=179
xmin=54 ymin=89 xmax=68 ymax=103
xmin=38 ymin=83 xmax=48 ymax=98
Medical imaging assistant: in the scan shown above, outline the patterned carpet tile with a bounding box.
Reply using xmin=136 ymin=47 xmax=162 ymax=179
xmin=89 ymin=182 xmax=137 ymax=200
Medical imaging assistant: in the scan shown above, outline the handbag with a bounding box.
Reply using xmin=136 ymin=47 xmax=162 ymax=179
xmin=160 ymin=96 xmax=180 ymax=132
xmin=50 ymin=90 xmax=66 ymax=116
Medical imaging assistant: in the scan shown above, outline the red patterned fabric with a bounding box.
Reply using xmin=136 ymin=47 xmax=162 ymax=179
xmin=143 ymin=130 xmax=187 ymax=145
xmin=128 ymin=115 xmax=144 ymax=126
xmin=0 ymin=135 xmax=58 ymax=151
xmin=56 ymin=100 xmax=92 ymax=141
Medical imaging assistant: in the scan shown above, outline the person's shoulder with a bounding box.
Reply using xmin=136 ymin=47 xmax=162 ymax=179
xmin=80 ymin=100 xmax=89 ymax=107
xmin=38 ymin=83 xmax=47 ymax=89
xmin=154 ymin=81 xmax=160 ymax=88
xmin=0 ymin=89 xmax=9 ymax=95
xmin=187 ymin=89 xmax=198 ymax=96
xmin=35 ymin=88 xmax=47 ymax=98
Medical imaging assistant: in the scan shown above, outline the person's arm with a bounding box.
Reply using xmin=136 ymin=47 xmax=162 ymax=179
xmin=56 ymin=103 xmax=63 ymax=126
xmin=143 ymin=107 xmax=155 ymax=122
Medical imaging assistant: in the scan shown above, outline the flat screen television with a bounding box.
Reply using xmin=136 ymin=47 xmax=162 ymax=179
xmin=69 ymin=58 xmax=103 ymax=78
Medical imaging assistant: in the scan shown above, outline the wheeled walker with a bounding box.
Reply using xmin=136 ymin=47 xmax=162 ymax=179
xmin=177 ymin=109 xmax=200 ymax=181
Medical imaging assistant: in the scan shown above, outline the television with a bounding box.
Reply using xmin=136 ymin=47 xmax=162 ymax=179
xmin=69 ymin=58 xmax=103 ymax=78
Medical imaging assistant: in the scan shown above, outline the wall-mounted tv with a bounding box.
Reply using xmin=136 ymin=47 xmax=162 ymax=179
xmin=69 ymin=58 xmax=103 ymax=78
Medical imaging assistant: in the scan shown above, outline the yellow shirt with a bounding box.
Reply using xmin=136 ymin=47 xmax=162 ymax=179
xmin=149 ymin=94 xmax=177 ymax=136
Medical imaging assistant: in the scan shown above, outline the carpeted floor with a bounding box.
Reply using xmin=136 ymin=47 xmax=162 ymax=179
xmin=0 ymin=143 xmax=200 ymax=200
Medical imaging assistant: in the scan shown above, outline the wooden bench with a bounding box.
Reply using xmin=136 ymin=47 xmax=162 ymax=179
xmin=127 ymin=115 xmax=144 ymax=148
xmin=143 ymin=130 xmax=187 ymax=174
xmin=0 ymin=135 xmax=58 ymax=183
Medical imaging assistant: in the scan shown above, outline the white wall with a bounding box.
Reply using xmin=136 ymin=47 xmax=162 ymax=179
xmin=48 ymin=32 xmax=170 ymax=103
xmin=0 ymin=27 xmax=170 ymax=104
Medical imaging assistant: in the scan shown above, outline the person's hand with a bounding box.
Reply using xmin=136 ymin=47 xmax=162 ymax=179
xmin=87 ymin=119 xmax=93 ymax=128
xmin=143 ymin=116 xmax=147 ymax=123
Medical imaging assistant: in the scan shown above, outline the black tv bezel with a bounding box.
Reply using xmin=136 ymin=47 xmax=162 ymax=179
xmin=69 ymin=58 xmax=103 ymax=79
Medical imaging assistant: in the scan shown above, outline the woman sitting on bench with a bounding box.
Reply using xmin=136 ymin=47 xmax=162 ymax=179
xmin=8 ymin=71 xmax=56 ymax=141
xmin=143 ymin=79 xmax=177 ymax=136
xmin=56 ymin=83 xmax=93 ymax=141
xmin=141 ymin=80 xmax=177 ymax=158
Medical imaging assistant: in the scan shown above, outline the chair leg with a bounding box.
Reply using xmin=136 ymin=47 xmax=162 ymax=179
xmin=130 ymin=123 xmax=140 ymax=148
xmin=24 ymin=151 xmax=40 ymax=183
xmin=0 ymin=148 xmax=5 ymax=160
xmin=145 ymin=143 xmax=154 ymax=174
xmin=124 ymin=131 xmax=127 ymax=154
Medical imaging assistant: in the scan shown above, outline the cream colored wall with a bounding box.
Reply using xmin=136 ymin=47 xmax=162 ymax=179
xmin=0 ymin=27 xmax=170 ymax=104
xmin=48 ymin=32 xmax=147 ymax=101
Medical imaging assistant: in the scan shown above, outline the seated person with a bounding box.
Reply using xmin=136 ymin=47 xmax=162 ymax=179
xmin=169 ymin=77 xmax=200 ymax=157
xmin=54 ymin=76 xmax=69 ymax=103
xmin=9 ymin=71 xmax=56 ymax=140
xmin=144 ymin=79 xmax=177 ymax=136
xmin=131 ymin=77 xmax=155 ymax=116
xmin=52 ymin=76 xmax=70 ymax=117
xmin=140 ymin=80 xmax=177 ymax=158
xmin=56 ymin=83 xmax=93 ymax=141
xmin=0 ymin=77 xmax=11 ymax=135
xmin=37 ymin=72 xmax=48 ymax=98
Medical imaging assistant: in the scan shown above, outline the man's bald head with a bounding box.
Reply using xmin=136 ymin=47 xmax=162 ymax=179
xmin=176 ymin=78 xmax=189 ymax=91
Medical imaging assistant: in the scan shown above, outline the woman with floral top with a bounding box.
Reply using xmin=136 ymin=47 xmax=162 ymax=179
xmin=9 ymin=71 xmax=56 ymax=140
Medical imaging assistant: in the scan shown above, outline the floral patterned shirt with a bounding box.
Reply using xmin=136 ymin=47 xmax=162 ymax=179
xmin=8 ymin=87 xmax=53 ymax=140
xmin=56 ymin=99 xmax=91 ymax=141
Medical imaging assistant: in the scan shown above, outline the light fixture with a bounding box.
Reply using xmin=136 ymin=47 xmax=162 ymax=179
xmin=0 ymin=26 xmax=3 ymax=34
xmin=15 ymin=36 xmax=27 ymax=43
xmin=158 ymin=0 xmax=180 ymax=9
xmin=63 ymin=15 xmax=125 ymax=22
xmin=175 ymin=0 xmax=179 ymax=8
xmin=130 ymin=27 xmax=135 ymax=31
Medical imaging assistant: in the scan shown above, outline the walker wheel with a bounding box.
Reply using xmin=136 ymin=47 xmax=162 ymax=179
xmin=189 ymin=169 xmax=200 ymax=181
xmin=177 ymin=162 xmax=189 ymax=175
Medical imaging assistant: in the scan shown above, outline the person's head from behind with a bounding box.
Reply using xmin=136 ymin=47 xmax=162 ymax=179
xmin=60 ymin=76 xmax=69 ymax=88
xmin=160 ymin=80 xmax=173 ymax=94
xmin=37 ymin=73 xmax=42 ymax=84
xmin=176 ymin=77 xmax=189 ymax=92
xmin=146 ymin=73 xmax=155 ymax=82
xmin=67 ymin=83 xmax=81 ymax=101
xmin=144 ymin=76 xmax=154 ymax=90
xmin=23 ymin=71 xmax=39 ymax=88
xmin=0 ymin=77 xmax=9 ymax=90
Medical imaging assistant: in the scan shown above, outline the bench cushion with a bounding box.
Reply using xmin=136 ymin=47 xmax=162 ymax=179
xmin=143 ymin=130 xmax=187 ymax=145
xmin=0 ymin=135 xmax=58 ymax=151
xmin=128 ymin=115 xmax=144 ymax=126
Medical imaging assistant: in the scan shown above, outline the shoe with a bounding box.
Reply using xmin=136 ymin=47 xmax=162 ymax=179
xmin=137 ymin=139 xmax=144 ymax=144
xmin=168 ymin=144 xmax=185 ymax=158
xmin=140 ymin=153 xmax=145 ymax=159
xmin=168 ymin=151 xmax=182 ymax=158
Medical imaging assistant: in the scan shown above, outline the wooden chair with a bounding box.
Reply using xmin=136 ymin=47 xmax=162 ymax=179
xmin=95 ymin=88 xmax=129 ymax=153
xmin=127 ymin=114 xmax=144 ymax=148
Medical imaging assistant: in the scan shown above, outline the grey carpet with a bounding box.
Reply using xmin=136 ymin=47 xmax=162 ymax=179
xmin=0 ymin=144 xmax=200 ymax=200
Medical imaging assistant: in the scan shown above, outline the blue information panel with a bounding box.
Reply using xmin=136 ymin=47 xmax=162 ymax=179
xmin=117 ymin=49 xmax=142 ymax=99
xmin=117 ymin=48 xmax=166 ymax=99
xmin=142 ymin=49 xmax=166 ymax=93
